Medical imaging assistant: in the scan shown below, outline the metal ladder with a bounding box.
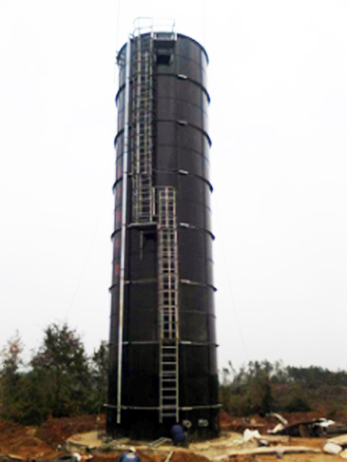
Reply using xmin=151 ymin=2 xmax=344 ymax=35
xmin=157 ymin=187 xmax=179 ymax=423
xmin=131 ymin=33 xmax=154 ymax=223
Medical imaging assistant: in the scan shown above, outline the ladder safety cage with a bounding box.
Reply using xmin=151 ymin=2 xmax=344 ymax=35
xmin=157 ymin=186 xmax=180 ymax=423
xmin=130 ymin=33 xmax=155 ymax=223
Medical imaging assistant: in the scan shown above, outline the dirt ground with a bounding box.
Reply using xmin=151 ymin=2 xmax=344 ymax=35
xmin=0 ymin=413 xmax=345 ymax=462
xmin=0 ymin=415 xmax=103 ymax=459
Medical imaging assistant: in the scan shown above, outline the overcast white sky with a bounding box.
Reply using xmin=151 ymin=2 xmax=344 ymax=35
xmin=1 ymin=0 xmax=347 ymax=371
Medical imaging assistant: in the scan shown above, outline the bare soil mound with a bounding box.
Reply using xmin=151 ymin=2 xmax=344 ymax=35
xmin=0 ymin=415 xmax=102 ymax=459
xmin=0 ymin=419 xmax=57 ymax=458
xmin=37 ymin=415 xmax=104 ymax=447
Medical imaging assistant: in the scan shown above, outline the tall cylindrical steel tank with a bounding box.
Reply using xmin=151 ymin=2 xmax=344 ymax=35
xmin=108 ymin=27 xmax=219 ymax=440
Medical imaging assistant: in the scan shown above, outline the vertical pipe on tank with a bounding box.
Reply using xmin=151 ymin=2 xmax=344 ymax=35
xmin=117 ymin=37 xmax=131 ymax=424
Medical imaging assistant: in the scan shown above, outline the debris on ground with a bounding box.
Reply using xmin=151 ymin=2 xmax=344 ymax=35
xmin=267 ymin=413 xmax=289 ymax=426
xmin=323 ymin=442 xmax=343 ymax=455
xmin=148 ymin=438 xmax=172 ymax=448
xmin=214 ymin=445 xmax=322 ymax=460
xmin=324 ymin=433 xmax=347 ymax=455
xmin=54 ymin=454 xmax=94 ymax=462
xmin=242 ymin=429 xmax=261 ymax=443
xmin=327 ymin=433 xmax=347 ymax=447
xmin=241 ymin=428 xmax=288 ymax=447
xmin=270 ymin=417 xmax=335 ymax=437
xmin=164 ymin=450 xmax=174 ymax=462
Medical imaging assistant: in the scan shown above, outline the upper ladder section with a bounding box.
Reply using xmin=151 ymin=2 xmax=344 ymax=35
xmin=130 ymin=18 xmax=177 ymax=225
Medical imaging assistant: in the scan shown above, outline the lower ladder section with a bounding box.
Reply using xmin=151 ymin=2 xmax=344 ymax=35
xmin=157 ymin=187 xmax=179 ymax=423
xmin=159 ymin=344 xmax=179 ymax=420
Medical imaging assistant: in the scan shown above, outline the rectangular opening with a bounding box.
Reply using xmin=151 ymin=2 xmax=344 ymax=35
xmin=156 ymin=53 xmax=171 ymax=65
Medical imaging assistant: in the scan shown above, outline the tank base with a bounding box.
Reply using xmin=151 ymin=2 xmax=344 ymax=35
xmin=106 ymin=408 xmax=220 ymax=441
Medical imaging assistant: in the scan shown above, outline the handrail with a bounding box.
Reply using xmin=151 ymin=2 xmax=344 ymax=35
xmin=132 ymin=17 xmax=175 ymax=37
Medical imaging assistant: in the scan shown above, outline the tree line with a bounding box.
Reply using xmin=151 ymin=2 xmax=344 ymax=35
xmin=2 ymin=326 xmax=347 ymax=426
xmin=0 ymin=323 xmax=108 ymax=425
xmin=220 ymin=360 xmax=347 ymax=419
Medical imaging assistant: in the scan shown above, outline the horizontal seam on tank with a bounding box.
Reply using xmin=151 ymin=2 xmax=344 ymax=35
xmin=108 ymin=341 xmax=219 ymax=347
xmin=109 ymin=282 xmax=216 ymax=292
xmin=110 ymin=225 xmax=214 ymax=240
xmin=115 ymin=83 xmax=126 ymax=106
xmin=156 ymin=118 xmax=212 ymax=146
xmin=109 ymin=280 xmax=216 ymax=288
xmin=116 ymin=72 xmax=209 ymax=107
xmin=117 ymin=95 xmax=209 ymax=116
xmin=180 ymin=405 xmax=222 ymax=411
xmin=109 ymin=310 xmax=216 ymax=318
xmin=114 ymin=128 xmax=125 ymax=146
xmin=115 ymin=80 xmax=211 ymax=108
xmin=178 ymin=224 xmax=215 ymax=240
xmin=110 ymin=229 xmax=120 ymax=240
xmin=179 ymin=341 xmax=219 ymax=346
xmin=112 ymin=171 xmax=212 ymax=193
xmin=180 ymin=280 xmax=217 ymax=291
xmin=108 ymin=341 xmax=160 ymax=345
xmin=154 ymin=168 xmax=213 ymax=192
xmin=109 ymin=280 xmax=217 ymax=291
xmin=105 ymin=404 xmax=221 ymax=411
xmin=109 ymin=279 xmax=156 ymax=289
xmin=116 ymin=43 xmax=127 ymax=62
xmin=110 ymin=225 xmax=215 ymax=240
xmin=156 ymin=72 xmax=210 ymax=101
xmin=119 ymin=309 xmax=159 ymax=313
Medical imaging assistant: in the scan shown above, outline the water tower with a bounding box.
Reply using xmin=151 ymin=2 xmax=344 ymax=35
xmin=107 ymin=19 xmax=219 ymax=439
